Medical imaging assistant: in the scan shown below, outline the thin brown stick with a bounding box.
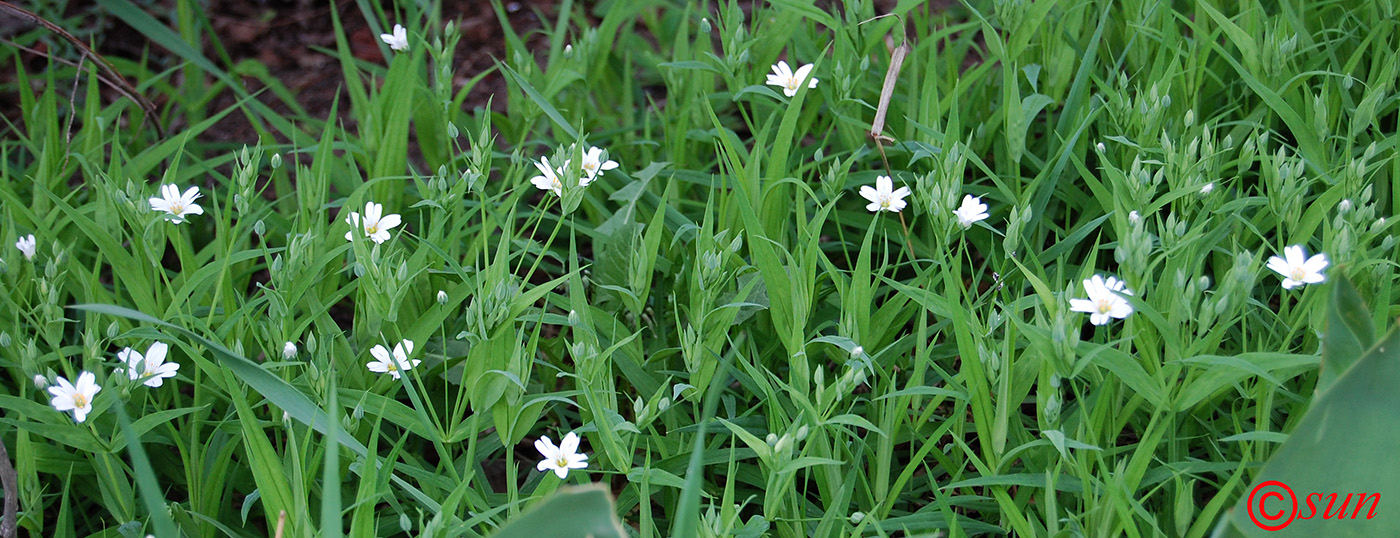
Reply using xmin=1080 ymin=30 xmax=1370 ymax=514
xmin=0 ymin=39 xmax=135 ymax=100
xmin=0 ymin=436 xmax=18 ymax=538
xmin=862 ymin=15 xmax=916 ymax=260
xmin=61 ymin=53 xmax=86 ymax=172
xmin=273 ymin=510 xmax=286 ymax=538
xmin=0 ymin=0 xmax=164 ymax=137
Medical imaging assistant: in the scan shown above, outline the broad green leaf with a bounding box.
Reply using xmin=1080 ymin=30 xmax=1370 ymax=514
xmin=1225 ymin=328 xmax=1400 ymax=535
xmin=1319 ymin=276 xmax=1375 ymax=393
xmin=488 ymin=485 xmax=626 ymax=538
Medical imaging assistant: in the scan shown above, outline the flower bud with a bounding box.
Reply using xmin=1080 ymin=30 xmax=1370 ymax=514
xmin=568 ymin=309 xmax=581 ymax=326
xmin=437 ymin=290 xmax=449 ymax=305
xmin=34 ymin=374 xmax=48 ymax=389
xmin=1043 ymin=393 xmax=1061 ymax=423
xmin=283 ymin=341 xmax=298 ymax=360
xmin=774 ymin=433 xmax=792 ymax=455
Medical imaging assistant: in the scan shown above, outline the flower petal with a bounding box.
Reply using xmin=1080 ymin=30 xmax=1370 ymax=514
xmin=560 ymin=431 xmax=579 ymax=454
xmin=535 ymin=436 xmax=557 ymax=458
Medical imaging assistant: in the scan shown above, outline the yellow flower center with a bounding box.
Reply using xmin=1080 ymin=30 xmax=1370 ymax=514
xmin=585 ymin=162 xmax=596 ymax=171
xmin=1291 ymin=268 xmax=1306 ymax=281
xmin=171 ymin=202 xmax=184 ymax=214
xmin=73 ymin=394 xmax=88 ymax=408
xmin=556 ymin=456 xmax=570 ymax=468
xmin=1096 ymin=298 xmax=1113 ymax=314
xmin=386 ymin=362 xmax=398 ymax=372
xmin=366 ymin=223 xmax=379 ymax=234
xmin=786 ymin=79 xmax=800 ymax=91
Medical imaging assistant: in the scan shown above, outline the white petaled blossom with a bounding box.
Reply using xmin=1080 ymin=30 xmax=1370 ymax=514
xmin=1266 ymin=245 xmax=1328 ymax=290
xmin=148 ymin=184 xmax=205 ymax=224
xmin=953 ymin=195 xmax=990 ymax=229
xmin=765 ymin=60 xmax=818 ymax=97
xmin=1069 ymin=275 xmax=1135 ymax=326
xmin=437 ymin=290 xmax=449 ymax=305
xmin=858 ymin=175 xmax=911 ymax=213
xmin=48 ymin=371 xmax=101 ymax=423
xmin=535 ymin=431 xmax=589 ymax=479
xmin=381 ymin=24 xmax=409 ymax=51
xmin=118 ymin=342 xmax=180 ymax=388
xmin=15 ymin=234 xmax=36 ymax=261
xmin=367 ymin=340 xmax=419 ymax=379
xmin=580 ymin=146 xmax=620 ymax=182
xmin=1200 ymin=182 xmax=1214 ymax=195
xmin=1339 ymin=199 xmax=1353 ymax=212
xmin=344 ymin=202 xmax=402 ymax=244
xmin=1128 ymin=210 xmax=1141 ymax=223
xmin=529 ymin=156 xmax=589 ymax=197
xmin=283 ymin=341 xmax=298 ymax=360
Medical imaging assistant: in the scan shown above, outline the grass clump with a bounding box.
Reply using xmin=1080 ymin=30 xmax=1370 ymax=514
xmin=1 ymin=0 xmax=1397 ymax=537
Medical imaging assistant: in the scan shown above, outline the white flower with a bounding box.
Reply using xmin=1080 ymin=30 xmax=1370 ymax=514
xmin=367 ymin=340 xmax=419 ymax=379
xmin=381 ymin=24 xmax=409 ymax=51
xmin=765 ymin=60 xmax=818 ymax=97
xmin=953 ymin=195 xmax=989 ymax=229
xmin=535 ymin=431 xmax=589 ymax=479
xmin=1266 ymin=245 xmax=1328 ymax=290
xmin=1069 ymin=275 xmax=1134 ymax=326
xmin=33 ymin=374 xmax=47 ymax=388
xmin=858 ymin=175 xmax=911 ymax=213
xmin=118 ymin=342 xmax=180 ymax=388
xmin=1339 ymin=199 xmax=1353 ymax=212
xmin=580 ymin=146 xmax=619 ymax=182
xmin=530 ymin=156 xmax=587 ymax=196
xmin=851 ymin=345 xmax=864 ymax=358
xmin=48 ymin=371 xmax=101 ymax=423
xmin=436 ymin=290 xmax=449 ymax=305
xmin=283 ymin=341 xmax=298 ymax=360
xmin=1200 ymin=182 xmax=1214 ymax=195
xmin=1128 ymin=210 xmax=1141 ymax=223
xmin=15 ymin=234 xmax=35 ymax=261
xmin=149 ymin=184 xmax=204 ymax=224
xmin=344 ymin=202 xmax=402 ymax=244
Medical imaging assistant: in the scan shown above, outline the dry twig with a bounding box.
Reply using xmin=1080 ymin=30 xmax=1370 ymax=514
xmin=0 ymin=436 xmax=18 ymax=538
xmin=0 ymin=0 xmax=164 ymax=137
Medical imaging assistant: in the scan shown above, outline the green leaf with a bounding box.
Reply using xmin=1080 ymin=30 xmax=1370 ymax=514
xmin=499 ymin=62 xmax=579 ymax=140
xmin=488 ymin=485 xmax=627 ymax=538
xmin=1319 ymin=276 xmax=1375 ymax=394
xmin=1225 ymin=327 xmax=1400 ymax=535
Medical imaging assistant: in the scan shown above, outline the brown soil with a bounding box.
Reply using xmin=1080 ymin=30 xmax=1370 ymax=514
xmin=1 ymin=0 xmax=557 ymax=147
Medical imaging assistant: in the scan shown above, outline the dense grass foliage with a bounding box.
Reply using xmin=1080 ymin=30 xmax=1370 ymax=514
xmin=2 ymin=0 xmax=1398 ymax=536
